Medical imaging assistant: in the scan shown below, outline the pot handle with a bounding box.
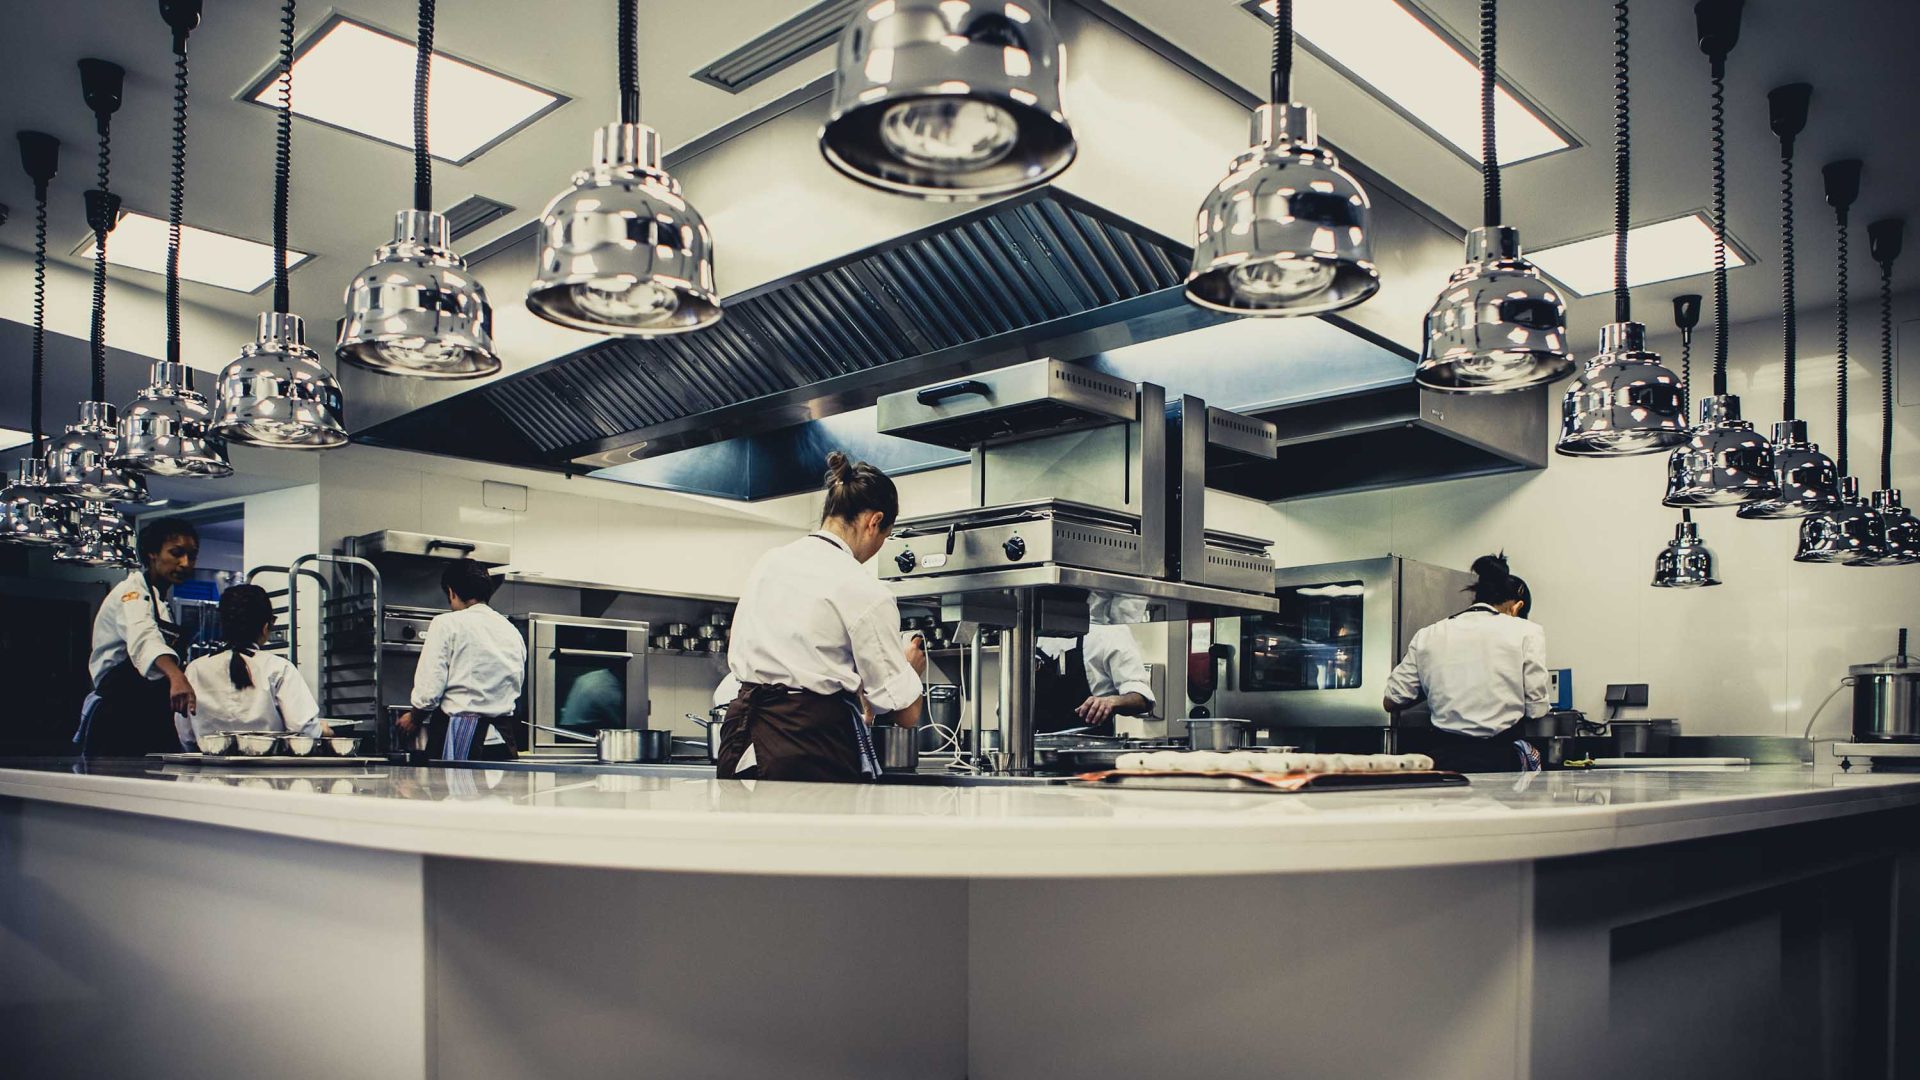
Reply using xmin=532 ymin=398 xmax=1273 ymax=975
xmin=684 ymin=713 xmax=715 ymax=730
xmin=529 ymin=722 xmax=597 ymax=744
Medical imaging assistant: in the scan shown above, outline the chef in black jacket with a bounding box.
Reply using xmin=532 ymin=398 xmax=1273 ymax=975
xmin=79 ymin=517 xmax=199 ymax=757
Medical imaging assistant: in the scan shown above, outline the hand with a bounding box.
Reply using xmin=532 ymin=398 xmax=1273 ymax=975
xmin=905 ymin=633 xmax=927 ymax=675
xmin=169 ymin=673 xmax=196 ymax=717
xmin=396 ymin=710 xmax=418 ymax=734
xmin=1074 ymin=695 xmax=1118 ymax=727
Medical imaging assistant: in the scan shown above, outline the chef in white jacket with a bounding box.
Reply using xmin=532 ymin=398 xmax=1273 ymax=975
xmin=1033 ymin=593 xmax=1156 ymax=734
xmin=78 ymin=517 xmax=200 ymax=757
xmin=396 ymin=560 xmax=526 ymax=761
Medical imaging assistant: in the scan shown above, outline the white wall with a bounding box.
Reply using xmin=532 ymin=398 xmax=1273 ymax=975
xmin=0 ymin=246 xmax=252 ymax=379
xmin=1268 ymin=292 xmax=1920 ymax=737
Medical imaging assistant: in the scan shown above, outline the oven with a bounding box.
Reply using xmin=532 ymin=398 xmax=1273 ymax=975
xmin=526 ymin=614 xmax=650 ymax=753
xmin=1200 ymin=557 xmax=1474 ymax=729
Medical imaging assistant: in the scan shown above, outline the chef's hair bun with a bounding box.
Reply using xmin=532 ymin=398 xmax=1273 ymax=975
xmin=821 ymin=452 xmax=900 ymax=527
xmin=1466 ymin=552 xmax=1525 ymax=606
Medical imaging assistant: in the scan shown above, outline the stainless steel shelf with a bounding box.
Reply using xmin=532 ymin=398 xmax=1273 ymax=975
xmin=496 ymin=572 xmax=738 ymax=606
xmin=887 ymin=565 xmax=1278 ymax=616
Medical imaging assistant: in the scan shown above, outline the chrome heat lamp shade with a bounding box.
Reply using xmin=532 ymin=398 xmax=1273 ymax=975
xmin=1556 ymin=321 xmax=1690 ymax=456
xmin=113 ymin=361 xmax=233 ymax=477
xmin=2 ymin=459 xmax=73 ymax=546
xmin=1849 ymin=490 xmax=1920 ymax=567
xmin=1736 ymin=420 xmax=1840 ymax=518
xmin=55 ymin=502 xmax=136 ymax=568
xmin=1652 ymin=512 xmax=1720 ymax=588
xmin=526 ymin=123 xmax=721 ymax=336
xmin=1187 ymin=103 xmax=1378 ymax=317
xmin=1418 ymin=225 xmax=1572 ymax=393
xmin=1663 ymin=394 xmax=1778 ymax=507
xmin=819 ymin=0 xmax=1075 ymax=201
xmin=45 ymin=401 xmax=148 ymax=502
xmin=211 ymin=312 xmax=348 ymax=449
xmin=339 ymin=209 xmax=498 ymax=379
xmin=1795 ymin=477 xmax=1884 ymax=564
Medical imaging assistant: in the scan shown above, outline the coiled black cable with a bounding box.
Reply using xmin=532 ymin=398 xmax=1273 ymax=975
xmin=1480 ymin=0 xmax=1499 ymax=227
xmin=1883 ymin=258 xmax=1895 ymax=491
xmin=31 ymin=182 xmax=47 ymax=456
xmin=1610 ymin=0 xmax=1630 ymax=323
xmin=1679 ymin=324 xmax=1692 ymax=409
xmin=1709 ymin=68 xmax=1728 ymax=397
xmin=1836 ymin=206 xmax=1850 ymax=477
xmin=619 ymin=0 xmax=640 ymax=125
xmin=1779 ymin=147 xmax=1796 ymax=420
xmin=89 ymin=118 xmax=111 ymax=402
xmin=270 ymin=0 xmax=295 ymax=315
xmin=167 ymin=35 xmax=189 ymax=366
xmin=1271 ymin=0 xmax=1291 ymax=106
xmin=413 ymin=0 xmax=434 ymax=212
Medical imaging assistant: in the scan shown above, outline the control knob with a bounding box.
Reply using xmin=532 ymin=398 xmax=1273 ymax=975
xmin=1003 ymin=535 xmax=1027 ymax=561
xmin=894 ymin=549 xmax=917 ymax=574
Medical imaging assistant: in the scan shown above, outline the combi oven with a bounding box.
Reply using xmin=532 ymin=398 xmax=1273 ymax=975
xmin=526 ymin=614 xmax=650 ymax=754
xmin=1199 ymin=557 xmax=1474 ymax=730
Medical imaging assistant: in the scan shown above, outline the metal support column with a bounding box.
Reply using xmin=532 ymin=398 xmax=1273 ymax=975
xmin=1004 ymin=589 xmax=1036 ymax=775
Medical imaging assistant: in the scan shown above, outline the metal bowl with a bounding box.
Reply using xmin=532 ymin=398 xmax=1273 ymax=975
xmin=325 ymin=735 xmax=363 ymax=757
xmin=701 ymin=638 xmax=726 ymax=654
xmin=282 ymin=733 xmax=323 ymax=757
xmin=650 ymin=634 xmax=676 ymax=650
xmin=708 ymin=611 xmax=731 ymax=628
xmin=694 ymin=625 xmax=723 ymax=639
xmin=234 ymin=731 xmax=282 ymax=757
xmin=197 ymin=731 xmax=236 ymax=756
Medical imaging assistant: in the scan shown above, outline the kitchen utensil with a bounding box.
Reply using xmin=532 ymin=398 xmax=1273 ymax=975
xmin=871 ymin=723 xmax=919 ymax=773
xmin=234 ymin=732 xmax=282 ymax=756
xmin=650 ymin=635 xmax=676 ymax=650
xmin=1608 ymin=720 xmax=1674 ymax=756
xmin=695 ymin=625 xmax=723 ymax=639
xmin=282 ymin=733 xmax=323 ymax=757
xmin=1185 ymin=718 xmax=1255 ymax=752
xmin=925 ymin=684 xmax=961 ymax=729
xmin=708 ymin=611 xmax=732 ymax=628
xmin=197 ymin=731 xmax=235 ymax=755
xmin=635 ymin=729 xmax=673 ymax=763
xmin=702 ymin=639 xmax=726 ymax=654
xmin=530 ymin=723 xmax=645 ymax=764
xmin=686 ymin=710 xmax=727 ymax=761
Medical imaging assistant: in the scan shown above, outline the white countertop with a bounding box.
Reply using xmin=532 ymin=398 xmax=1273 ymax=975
xmin=3 ymin=758 xmax=1917 ymax=878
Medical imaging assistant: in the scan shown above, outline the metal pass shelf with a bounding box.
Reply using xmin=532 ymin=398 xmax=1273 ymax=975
xmin=888 ymin=564 xmax=1279 ymax=618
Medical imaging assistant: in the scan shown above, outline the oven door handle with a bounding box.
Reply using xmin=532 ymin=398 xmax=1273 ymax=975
xmin=550 ymin=647 xmax=637 ymax=660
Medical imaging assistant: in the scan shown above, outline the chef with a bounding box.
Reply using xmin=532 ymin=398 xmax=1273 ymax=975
xmin=396 ymin=560 xmax=525 ymax=762
xmin=716 ymin=451 xmax=925 ymax=782
xmin=1382 ymin=554 xmax=1547 ymax=772
xmin=78 ymin=517 xmax=200 ymax=757
xmin=1034 ymin=592 xmax=1156 ymax=735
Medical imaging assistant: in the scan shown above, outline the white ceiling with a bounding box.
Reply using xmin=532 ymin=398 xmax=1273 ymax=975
xmin=0 ymin=0 xmax=1913 ymax=351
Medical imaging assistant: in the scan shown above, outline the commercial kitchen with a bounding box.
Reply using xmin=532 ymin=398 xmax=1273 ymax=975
xmin=2 ymin=0 xmax=1918 ymax=1077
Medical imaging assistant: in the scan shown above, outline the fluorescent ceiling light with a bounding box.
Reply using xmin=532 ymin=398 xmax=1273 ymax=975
xmin=1252 ymin=0 xmax=1572 ymax=165
xmin=1529 ymin=213 xmax=1749 ymax=296
xmin=76 ymin=210 xmax=309 ymax=294
xmin=0 ymin=426 xmax=30 ymax=454
xmin=248 ymin=16 xmax=563 ymax=164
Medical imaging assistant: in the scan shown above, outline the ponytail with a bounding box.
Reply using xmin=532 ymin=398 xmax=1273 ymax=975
xmin=216 ymin=584 xmax=275 ymax=691
xmin=820 ymin=451 xmax=899 ymax=529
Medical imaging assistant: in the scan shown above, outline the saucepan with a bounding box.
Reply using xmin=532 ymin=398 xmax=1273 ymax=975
xmin=531 ymin=724 xmax=671 ymax=764
xmin=870 ymin=723 xmax=919 ymax=773
xmin=685 ymin=710 xmax=728 ymax=762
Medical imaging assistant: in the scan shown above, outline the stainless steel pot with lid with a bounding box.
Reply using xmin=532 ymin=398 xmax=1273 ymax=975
xmin=1851 ymin=660 xmax=1920 ymax=741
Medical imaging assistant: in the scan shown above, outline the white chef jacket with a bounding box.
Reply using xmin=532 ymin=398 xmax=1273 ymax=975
xmin=1383 ymin=604 xmax=1549 ymax=737
xmin=183 ymin=650 xmax=322 ymax=740
xmin=727 ymin=531 xmax=923 ymax=714
xmin=410 ymin=602 xmax=526 ymax=717
xmin=1036 ymin=624 xmax=1156 ymax=704
xmin=88 ymin=571 xmax=175 ymax=687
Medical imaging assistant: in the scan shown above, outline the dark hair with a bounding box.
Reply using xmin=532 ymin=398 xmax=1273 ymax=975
xmin=442 ymin=559 xmax=499 ymax=603
xmin=820 ymin=451 xmax=899 ymax=529
xmin=218 ymin=584 xmax=274 ymax=690
xmin=1466 ymin=553 xmax=1528 ymax=609
xmin=137 ymin=516 xmax=199 ymax=561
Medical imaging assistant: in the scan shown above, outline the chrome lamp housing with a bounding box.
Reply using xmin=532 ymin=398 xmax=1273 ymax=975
xmin=527 ymin=123 xmax=721 ymax=336
xmin=55 ymin=501 xmax=136 ymax=568
xmin=1849 ymin=490 xmax=1920 ymax=567
xmin=211 ymin=312 xmax=348 ymax=449
xmin=1 ymin=458 xmax=74 ymax=546
xmin=1556 ymin=321 xmax=1690 ymax=456
xmin=1418 ymin=226 xmax=1572 ymax=393
xmin=819 ymin=0 xmax=1075 ymax=200
xmin=1735 ymin=420 xmax=1840 ymax=518
xmin=1662 ymin=394 xmax=1777 ymax=507
xmin=1651 ymin=512 xmax=1720 ymax=588
xmin=1794 ymin=477 xmax=1884 ymax=564
xmin=1187 ymin=103 xmax=1379 ymax=317
xmin=45 ymin=401 xmax=148 ymax=502
xmin=338 ymin=209 xmax=499 ymax=379
xmin=113 ymin=361 xmax=233 ymax=477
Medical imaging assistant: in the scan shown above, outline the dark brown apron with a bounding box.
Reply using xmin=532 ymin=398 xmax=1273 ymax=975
xmin=715 ymin=682 xmax=876 ymax=783
xmin=81 ymin=580 xmax=185 ymax=758
xmin=1034 ymin=639 xmax=1102 ymax=735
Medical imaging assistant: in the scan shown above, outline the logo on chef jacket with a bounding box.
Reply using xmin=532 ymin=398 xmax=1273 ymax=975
xmin=122 ymin=591 xmax=141 ymax=602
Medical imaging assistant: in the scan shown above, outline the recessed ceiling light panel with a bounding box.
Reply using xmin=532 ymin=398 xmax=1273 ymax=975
xmin=74 ymin=210 xmax=309 ymax=294
xmin=243 ymin=16 xmax=564 ymax=164
xmin=1248 ymin=0 xmax=1573 ymax=166
xmin=1530 ymin=213 xmax=1750 ymax=297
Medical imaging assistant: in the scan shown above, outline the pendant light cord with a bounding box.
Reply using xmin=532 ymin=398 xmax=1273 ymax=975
xmin=618 ymin=0 xmax=640 ymax=124
xmin=30 ymin=179 xmax=47 ymax=456
xmin=1835 ymin=205 xmax=1850 ymax=477
xmin=1479 ymin=0 xmax=1500 ymax=228
xmin=272 ymin=0 xmax=295 ymax=315
xmin=166 ymin=24 xmax=191 ymax=367
xmin=1678 ymin=325 xmax=1692 ymax=411
xmin=1778 ymin=144 xmax=1797 ymax=421
xmin=1270 ymin=0 xmax=1292 ymax=106
xmin=1610 ymin=0 xmax=1630 ymax=323
xmin=1883 ymin=256 xmax=1897 ymax=491
xmin=88 ymin=115 xmax=112 ymax=403
xmin=1708 ymin=63 xmax=1729 ymax=397
xmin=413 ymin=0 xmax=434 ymax=212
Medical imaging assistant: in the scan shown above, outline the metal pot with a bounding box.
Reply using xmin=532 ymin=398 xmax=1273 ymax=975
xmin=650 ymin=634 xmax=676 ymax=650
xmin=695 ymin=625 xmax=724 ymax=639
xmin=708 ymin=611 xmax=732 ymax=628
xmin=1851 ymin=660 xmax=1920 ymax=741
xmin=1524 ymin=710 xmax=1581 ymax=738
xmin=686 ymin=710 xmax=727 ymax=761
xmin=871 ymin=723 xmax=919 ymax=773
xmin=1186 ymin=718 xmax=1254 ymax=752
xmin=530 ymin=723 xmax=667 ymax=764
